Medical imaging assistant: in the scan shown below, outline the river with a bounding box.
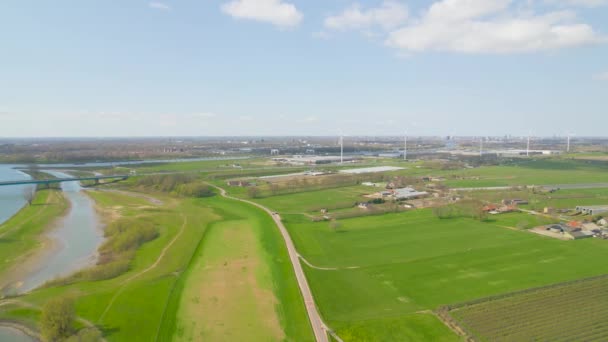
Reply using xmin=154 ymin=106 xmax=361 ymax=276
xmin=0 ymin=165 xmax=34 ymax=226
xmin=16 ymin=170 xmax=103 ymax=293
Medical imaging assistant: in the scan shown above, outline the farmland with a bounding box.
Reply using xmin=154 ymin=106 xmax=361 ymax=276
xmin=446 ymin=274 xmax=608 ymax=341
xmin=256 ymin=204 xmax=608 ymax=340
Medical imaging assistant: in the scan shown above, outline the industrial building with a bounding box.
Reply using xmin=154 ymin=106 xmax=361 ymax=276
xmin=272 ymin=155 xmax=358 ymax=165
xmin=392 ymin=188 xmax=429 ymax=200
xmin=576 ymin=205 xmax=608 ymax=216
xmin=339 ymin=166 xmax=404 ymax=174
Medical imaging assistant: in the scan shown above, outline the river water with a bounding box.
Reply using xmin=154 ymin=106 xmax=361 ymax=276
xmin=0 ymin=326 xmax=34 ymax=342
xmin=16 ymin=170 xmax=103 ymax=293
xmin=0 ymin=165 xmax=34 ymax=226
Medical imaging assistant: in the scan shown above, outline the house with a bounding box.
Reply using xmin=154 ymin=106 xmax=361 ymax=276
xmin=543 ymin=207 xmax=555 ymax=214
xmin=226 ymin=180 xmax=252 ymax=187
xmin=499 ymin=205 xmax=518 ymax=213
xmin=565 ymin=230 xmax=593 ymax=240
xmin=357 ymin=203 xmax=370 ymax=209
xmin=320 ymin=208 xmax=328 ymax=214
xmin=482 ymin=204 xmax=499 ymax=212
xmin=567 ymin=221 xmax=583 ymax=230
xmin=362 ymin=182 xmax=375 ymax=186
xmin=598 ymin=218 xmax=608 ymax=226
xmin=582 ymin=222 xmax=600 ymax=231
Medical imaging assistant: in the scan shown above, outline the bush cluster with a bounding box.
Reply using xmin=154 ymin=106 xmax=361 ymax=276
xmin=136 ymin=174 xmax=214 ymax=197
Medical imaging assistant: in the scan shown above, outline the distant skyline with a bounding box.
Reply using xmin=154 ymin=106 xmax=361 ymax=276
xmin=1 ymin=0 xmax=607 ymax=137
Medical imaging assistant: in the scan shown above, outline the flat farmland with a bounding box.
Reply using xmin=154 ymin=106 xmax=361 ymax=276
xmin=441 ymin=159 xmax=608 ymax=188
xmin=447 ymin=274 xmax=608 ymax=341
xmin=273 ymin=209 xmax=608 ymax=340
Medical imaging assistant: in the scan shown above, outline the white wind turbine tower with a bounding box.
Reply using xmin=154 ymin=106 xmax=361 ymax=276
xmin=480 ymin=136 xmax=483 ymax=157
xmin=403 ymin=132 xmax=408 ymax=161
xmin=339 ymin=131 xmax=344 ymax=164
xmin=567 ymin=132 xmax=575 ymax=153
xmin=526 ymin=132 xmax=531 ymax=157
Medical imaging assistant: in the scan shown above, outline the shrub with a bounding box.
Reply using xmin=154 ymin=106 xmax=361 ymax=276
xmin=40 ymin=297 xmax=75 ymax=342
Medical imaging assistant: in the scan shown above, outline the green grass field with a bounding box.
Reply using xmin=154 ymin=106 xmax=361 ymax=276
xmin=263 ymin=208 xmax=608 ymax=340
xmin=0 ymin=186 xmax=312 ymax=341
xmin=442 ymin=159 xmax=608 ymax=188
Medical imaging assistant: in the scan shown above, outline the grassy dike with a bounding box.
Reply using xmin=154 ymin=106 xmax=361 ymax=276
xmin=0 ymin=189 xmax=68 ymax=288
xmin=0 ymin=184 xmax=313 ymax=341
xmin=161 ymin=196 xmax=314 ymax=341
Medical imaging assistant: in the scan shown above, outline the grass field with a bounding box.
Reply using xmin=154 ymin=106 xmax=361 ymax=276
xmin=447 ymin=274 xmax=608 ymax=341
xmin=0 ymin=185 xmax=313 ymax=341
xmin=174 ymin=220 xmax=285 ymax=341
xmin=261 ymin=207 xmax=608 ymax=340
xmin=169 ymin=196 xmax=314 ymax=341
xmin=442 ymin=159 xmax=608 ymax=188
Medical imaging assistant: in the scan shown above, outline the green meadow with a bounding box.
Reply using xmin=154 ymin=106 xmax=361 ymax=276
xmin=0 ymin=187 xmax=312 ymax=341
xmin=270 ymin=208 xmax=608 ymax=340
xmin=442 ymin=159 xmax=608 ymax=188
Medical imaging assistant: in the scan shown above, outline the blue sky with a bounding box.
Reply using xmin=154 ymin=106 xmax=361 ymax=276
xmin=0 ymin=0 xmax=606 ymax=137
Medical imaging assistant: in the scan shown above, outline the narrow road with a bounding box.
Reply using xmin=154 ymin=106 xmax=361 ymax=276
xmin=210 ymin=185 xmax=331 ymax=342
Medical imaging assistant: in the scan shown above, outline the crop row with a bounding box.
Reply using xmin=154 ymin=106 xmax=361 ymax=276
xmin=442 ymin=275 xmax=608 ymax=341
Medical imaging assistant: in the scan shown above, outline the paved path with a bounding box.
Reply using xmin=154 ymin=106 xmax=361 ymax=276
xmin=211 ymin=185 xmax=331 ymax=342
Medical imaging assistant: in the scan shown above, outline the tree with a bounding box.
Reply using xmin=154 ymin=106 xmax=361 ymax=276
xmin=40 ymin=297 xmax=75 ymax=342
xmin=23 ymin=186 xmax=36 ymax=205
xmin=270 ymin=183 xmax=281 ymax=196
xmin=247 ymin=186 xmax=260 ymax=198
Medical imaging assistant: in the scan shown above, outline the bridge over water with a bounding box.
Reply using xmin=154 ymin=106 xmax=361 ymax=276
xmin=0 ymin=175 xmax=129 ymax=187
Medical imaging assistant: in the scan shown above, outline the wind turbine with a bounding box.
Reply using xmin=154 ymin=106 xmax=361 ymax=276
xmin=338 ymin=130 xmax=344 ymax=164
xmin=566 ymin=132 xmax=576 ymax=153
xmin=526 ymin=132 xmax=531 ymax=157
xmin=480 ymin=136 xmax=484 ymax=157
xmin=403 ymin=131 xmax=408 ymax=161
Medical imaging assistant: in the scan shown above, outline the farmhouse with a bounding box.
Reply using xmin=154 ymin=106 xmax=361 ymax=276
xmin=503 ymin=199 xmax=529 ymax=205
xmin=535 ymin=223 xmax=593 ymax=240
xmin=598 ymin=218 xmax=608 ymax=226
xmin=226 ymin=180 xmax=252 ymax=187
xmin=576 ymin=205 xmax=608 ymax=216
xmin=393 ymin=188 xmax=429 ymax=200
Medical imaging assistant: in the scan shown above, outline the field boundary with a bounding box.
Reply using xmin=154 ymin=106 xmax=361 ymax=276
xmin=441 ymin=273 xmax=608 ymax=311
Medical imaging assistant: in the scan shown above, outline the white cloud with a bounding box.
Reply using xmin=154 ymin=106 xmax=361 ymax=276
xmin=325 ymin=1 xmax=409 ymax=31
xmin=221 ymin=0 xmax=303 ymax=28
xmin=386 ymin=0 xmax=604 ymax=54
xmin=149 ymin=2 xmax=171 ymax=11
xmin=593 ymin=71 xmax=608 ymax=80
xmin=545 ymin=0 xmax=608 ymax=7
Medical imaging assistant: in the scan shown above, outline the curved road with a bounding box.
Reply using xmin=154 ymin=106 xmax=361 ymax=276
xmin=211 ymin=185 xmax=330 ymax=342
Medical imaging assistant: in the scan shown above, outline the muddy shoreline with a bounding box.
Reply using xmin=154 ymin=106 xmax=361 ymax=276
xmin=0 ymin=322 xmax=39 ymax=341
